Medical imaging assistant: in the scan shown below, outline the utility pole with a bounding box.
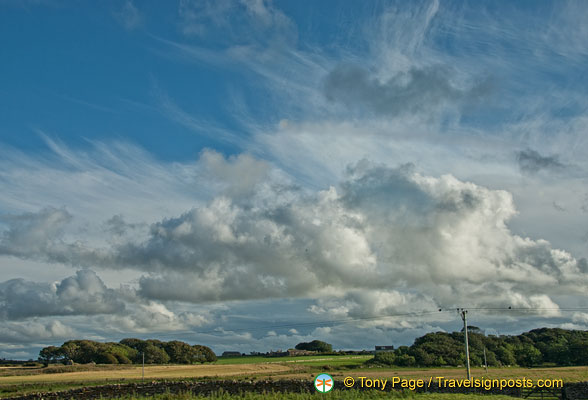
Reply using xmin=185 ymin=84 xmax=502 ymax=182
xmin=142 ymin=352 xmax=145 ymax=383
xmin=483 ymin=347 xmax=488 ymax=373
xmin=459 ymin=308 xmax=471 ymax=379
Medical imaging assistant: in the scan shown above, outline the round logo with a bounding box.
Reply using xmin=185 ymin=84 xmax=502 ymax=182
xmin=314 ymin=373 xmax=334 ymax=393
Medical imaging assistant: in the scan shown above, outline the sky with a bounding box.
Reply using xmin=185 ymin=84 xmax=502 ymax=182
xmin=1 ymin=0 xmax=588 ymax=360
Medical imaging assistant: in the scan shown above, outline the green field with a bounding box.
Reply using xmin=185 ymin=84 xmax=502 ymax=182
xmin=215 ymin=354 xmax=371 ymax=366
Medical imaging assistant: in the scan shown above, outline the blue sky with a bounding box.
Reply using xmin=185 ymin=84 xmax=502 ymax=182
xmin=1 ymin=0 xmax=588 ymax=360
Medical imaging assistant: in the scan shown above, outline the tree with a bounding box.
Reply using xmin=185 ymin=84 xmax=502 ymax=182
xmin=495 ymin=345 xmax=516 ymax=366
xmin=120 ymin=338 xmax=146 ymax=351
xmin=369 ymin=351 xmax=395 ymax=366
xmin=362 ymin=328 xmax=588 ymax=369
xmin=60 ymin=341 xmax=82 ymax=363
xmin=484 ymin=350 xmax=499 ymax=367
xmin=414 ymin=332 xmax=463 ymax=366
xmin=295 ymin=340 xmax=333 ymax=353
xmin=38 ymin=346 xmax=64 ymax=365
xmin=410 ymin=348 xmax=435 ymax=366
xmin=193 ymin=345 xmax=217 ymax=363
xmin=569 ymin=338 xmax=588 ymax=365
xmin=164 ymin=341 xmax=197 ymax=364
xmin=39 ymin=339 xmax=216 ymax=365
xmin=462 ymin=326 xmax=482 ymax=334
xmin=395 ymin=354 xmax=416 ymax=367
xmin=143 ymin=344 xmax=170 ymax=364
xmin=96 ymin=353 xmax=118 ymax=364
xmin=514 ymin=343 xmax=542 ymax=367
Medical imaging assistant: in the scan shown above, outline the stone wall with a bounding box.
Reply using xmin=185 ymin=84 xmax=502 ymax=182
xmin=564 ymin=382 xmax=588 ymax=400
xmin=5 ymin=379 xmax=588 ymax=399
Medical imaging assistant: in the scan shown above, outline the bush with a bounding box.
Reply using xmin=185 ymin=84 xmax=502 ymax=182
xmin=395 ymin=354 xmax=416 ymax=367
xmin=370 ymin=351 xmax=396 ymax=366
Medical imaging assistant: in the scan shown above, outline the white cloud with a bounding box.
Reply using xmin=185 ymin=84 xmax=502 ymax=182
xmin=2 ymin=154 xmax=584 ymax=319
xmin=197 ymin=149 xmax=270 ymax=198
xmin=98 ymin=301 xmax=209 ymax=333
xmin=0 ymin=320 xmax=76 ymax=343
xmin=0 ymin=270 xmax=125 ymax=319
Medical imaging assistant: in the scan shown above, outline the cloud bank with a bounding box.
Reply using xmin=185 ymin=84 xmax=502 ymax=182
xmin=1 ymin=151 xmax=585 ymax=323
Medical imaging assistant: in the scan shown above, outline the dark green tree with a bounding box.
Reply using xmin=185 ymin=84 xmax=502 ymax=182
xmin=295 ymin=340 xmax=333 ymax=353
xmin=38 ymin=346 xmax=64 ymax=365
xmin=193 ymin=345 xmax=217 ymax=363
xmin=143 ymin=344 xmax=170 ymax=364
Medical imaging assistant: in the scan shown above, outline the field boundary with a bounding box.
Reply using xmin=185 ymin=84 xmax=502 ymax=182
xmin=3 ymin=379 xmax=588 ymax=400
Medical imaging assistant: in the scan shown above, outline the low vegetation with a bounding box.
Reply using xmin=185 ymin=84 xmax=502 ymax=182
xmin=366 ymin=327 xmax=588 ymax=368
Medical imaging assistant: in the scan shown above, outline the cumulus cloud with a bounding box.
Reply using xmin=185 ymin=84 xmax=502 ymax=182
xmin=3 ymin=159 xmax=584 ymax=319
xmin=0 ymin=270 xmax=125 ymax=319
xmin=197 ymin=149 xmax=270 ymax=198
xmin=0 ymin=267 xmax=213 ymax=344
xmin=0 ymin=207 xmax=71 ymax=260
xmin=97 ymin=301 xmax=209 ymax=333
xmin=0 ymin=320 xmax=76 ymax=343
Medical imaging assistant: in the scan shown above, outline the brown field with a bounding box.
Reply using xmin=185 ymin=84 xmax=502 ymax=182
xmin=0 ymin=363 xmax=289 ymax=385
xmin=1 ymin=362 xmax=587 ymax=386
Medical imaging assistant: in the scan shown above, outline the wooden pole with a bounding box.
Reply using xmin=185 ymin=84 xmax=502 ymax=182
xmin=460 ymin=309 xmax=471 ymax=379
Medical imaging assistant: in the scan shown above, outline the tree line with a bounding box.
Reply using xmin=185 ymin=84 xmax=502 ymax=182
xmin=39 ymin=339 xmax=216 ymax=365
xmin=368 ymin=327 xmax=588 ymax=367
xmin=295 ymin=340 xmax=333 ymax=353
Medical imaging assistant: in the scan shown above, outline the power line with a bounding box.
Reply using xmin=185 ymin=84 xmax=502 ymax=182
xmin=462 ymin=307 xmax=588 ymax=311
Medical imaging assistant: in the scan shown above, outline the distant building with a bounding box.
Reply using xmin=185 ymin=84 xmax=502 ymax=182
xmin=375 ymin=346 xmax=394 ymax=353
xmin=221 ymin=351 xmax=242 ymax=357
